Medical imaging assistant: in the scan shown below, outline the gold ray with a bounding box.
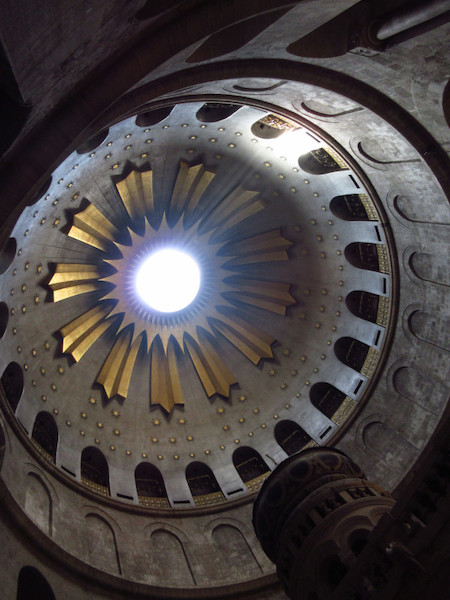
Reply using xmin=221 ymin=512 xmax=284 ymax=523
xmin=96 ymin=330 xmax=142 ymax=399
xmin=184 ymin=165 xmax=215 ymax=223
xmin=116 ymin=169 xmax=154 ymax=222
xmin=170 ymin=162 xmax=215 ymax=224
xmin=210 ymin=309 xmax=274 ymax=365
xmin=68 ymin=204 xmax=119 ymax=251
xmin=184 ymin=330 xmax=237 ymax=398
xmin=223 ymin=279 xmax=295 ymax=315
xmin=150 ymin=337 xmax=184 ymax=412
xmin=200 ymin=186 xmax=263 ymax=236
xmin=60 ymin=304 xmax=116 ymax=362
xmin=49 ymin=264 xmax=104 ymax=301
xmin=223 ymin=229 xmax=292 ymax=267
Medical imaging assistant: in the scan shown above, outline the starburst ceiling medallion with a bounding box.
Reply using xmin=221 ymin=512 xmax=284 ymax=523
xmin=49 ymin=161 xmax=296 ymax=412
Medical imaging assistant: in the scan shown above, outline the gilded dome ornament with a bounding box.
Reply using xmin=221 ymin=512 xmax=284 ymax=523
xmin=49 ymin=161 xmax=296 ymax=412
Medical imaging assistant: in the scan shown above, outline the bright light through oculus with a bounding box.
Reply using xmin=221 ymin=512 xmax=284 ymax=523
xmin=135 ymin=248 xmax=201 ymax=312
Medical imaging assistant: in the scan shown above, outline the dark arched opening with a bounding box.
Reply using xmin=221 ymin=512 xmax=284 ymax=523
xmin=186 ymin=461 xmax=224 ymax=506
xmin=0 ymin=301 xmax=8 ymax=339
xmin=345 ymin=242 xmax=382 ymax=272
xmin=310 ymin=382 xmax=346 ymax=419
xmin=1 ymin=362 xmax=24 ymax=412
xmin=274 ymin=420 xmax=312 ymax=456
xmin=32 ymin=412 xmax=58 ymax=463
xmin=330 ymin=194 xmax=370 ymax=220
xmin=81 ymin=446 xmax=110 ymax=496
xmin=135 ymin=462 xmax=169 ymax=507
xmin=346 ymin=290 xmax=380 ymax=323
xmin=76 ymin=129 xmax=109 ymax=154
xmin=298 ymin=148 xmax=344 ymax=174
xmin=17 ymin=566 xmax=55 ymax=600
xmin=0 ymin=237 xmax=17 ymax=274
xmin=135 ymin=106 xmax=174 ymax=128
xmin=232 ymin=446 xmax=270 ymax=487
xmin=196 ymin=102 xmax=240 ymax=122
xmin=334 ymin=337 xmax=370 ymax=372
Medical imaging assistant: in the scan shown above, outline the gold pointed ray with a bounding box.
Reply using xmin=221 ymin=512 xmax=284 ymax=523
xmin=96 ymin=330 xmax=142 ymax=399
xmin=60 ymin=304 xmax=116 ymax=361
xmin=222 ymin=279 xmax=295 ymax=315
xmin=150 ymin=337 xmax=184 ymax=412
xmin=115 ymin=169 xmax=154 ymax=222
xmin=68 ymin=203 xmax=119 ymax=251
xmin=200 ymin=186 xmax=264 ymax=238
xmin=49 ymin=263 xmax=105 ymax=301
xmin=210 ymin=309 xmax=274 ymax=365
xmin=169 ymin=161 xmax=215 ymax=225
xmin=184 ymin=329 xmax=237 ymax=398
xmin=223 ymin=229 xmax=292 ymax=267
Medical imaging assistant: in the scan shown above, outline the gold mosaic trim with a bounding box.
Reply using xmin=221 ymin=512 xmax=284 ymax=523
xmin=376 ymin=296 xmax=390 ymax=328
xmin=192 ymin=491 xmax=225 ymax=507
xmin=360 ymin=347 xmax=380 ymax=379
xmin=81 ymin=477 xmax=109 ymax=496
xmin=32 ymin=440 xmax=54 ymax=463
xmin=376 ymin=244 xmax=390 ymax=274
xmin=245 ymin=471 xmax=271 ymax=493
xmin=259 ymin=114 xmax=298 ymax=131
xmin=359 ymin=193 xmax=378 ymax=221
xmin=332 ymin=396 xmax=356 ymax=426
xmin=324 ymin=147 xmax=348 ymax=170
xmin=138 ymin=495 xmax=170 ymax=508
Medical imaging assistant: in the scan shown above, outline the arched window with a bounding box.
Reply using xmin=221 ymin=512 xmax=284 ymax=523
xmin=17 ymin=566 xmax=55 ymax=600
xmin=346 ymin=290 xmax=380 ymax=323
xmin=1 ymin=362 xmax=24 ymax=412
xmin=298 ymin=148 xmax=345 ymax=174
xmin=186 ymin=461 xmax=224 ymax=506
xmin=135 ymin=462 xmax=169 ymax=508
xmin=196 ymin=103 xmax=240 ymax=123
xmin=250 ymin=114 xmax=296 ymax=139
xmin=81 ymin=446 xmax=110 ymax=496
xmin=334 ymin=337 xmax=370 ymax=372
xmin=76 ymin=129 xmax=109 ymax=154
xmin=274 ymin=420 xmax=311 ymax=456
xmin=32 ymin=412 xmax=58 ymax=463
xmin=310 ymin=382 xmax=346 ymax=419
xmin=330 ymin=194 xmax=370 ymax=220
xmin=345 ymin=242 xmax=382 ymax=272
xmin=0 ymin=420 xmax=5 ymax=471
xmin=0 ymin=301 xmax=8 ymax=339
xmin=135 ymin=106 xmax=174 ymax=127
xmin=0 ymin=237 xmax=17 ymax=274
xmin=232 ymin=446 xmax=270 ymax=487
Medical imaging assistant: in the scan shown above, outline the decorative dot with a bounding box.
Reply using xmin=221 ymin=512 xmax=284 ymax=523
xmin=112 ymin=163 xmax=120 ymax=169
xmin=214 ymin=154 xmax=222 ymax=159
xmin=305 ymin=380 xmax=310 ymax=386
xmin=53 ymin=409 xmax=59 ymax=415
xmin=273 ymin=414 xmax=279 ymax=419
xmin=200 ymin=124 xmax=207 ymax=128
xmin=278 ymin=173 xmax=285 ymax=179
xmin=186 ymin=435 xmax=193 ymax=442
xmin=152 ymin=437 xmax=158 ymax=443
xmin=162 ymin=125 xmax=169 ymax=129
xmin=67 ymin=182 xmax=73 ymax=188
xmin=105 ymin=153 xmax=112 ymax=159
xmin=217 ymin=407 xmax=225 ymax=414
xmin=339 ymin=281 xmax=344 ymax=286
xmin=321 ymin=354 xmax=326 ymax=359
xmin=10 ymin=289 xmax=14 ymax=296
xmin=321 ymin=289 xmax=328 ymax=295
xmin=17 ymin=346 xmax=22 ymax=353
xmin=81 ymin=412 xmax=87 ymax=419
xmin=97 ymin=422 xmax=103 ymax=429
xmin=296 ymin=392 xmax=301 ymax=398
xmin=332 ymin=326 xmax=337 ymax=331
xmin=37 ymin=264 xmax=43 ymax=274
xmin=66 ymin=420 xmax=71 ymax=427
xmin=290 ymin=187 xmax=297 ymax=193
xmin=327 ymin=340 xmax=332 ymax=345
xmin=238 ymin=418 xmax=245 ymax=424
xmin=320 ymin=252 xmax=326 ymax=259
xmin=178 ymin=418 xmax=186 ymax=424
xmin=209 ymin=138 xmax=216 ymax=143
xmin=124 ymin=133 xmax=131 ymax=138
xmin=141 ymin=152 xmax=148 ymax=158
xmin=112 ymin=409 xmax=120 ymax=417
xmin=301 ymin=355 xmax=307 ymax=362
xmin=290 ymin=369 xmax=297 ymax=376
xmin=144 ymin=128 xmax=150 ymax=133
xmin=169 ymin=437 xmax=176 ymax=443
xmin=57 ymin=365 xmax=64 ymax=375
xmin=239 ymin=395 xmax=246 ymax=402
xmin=89 ymin=396 xmax=96 ymax=404
xmin=304 ymin=288 xmax=310 ymax=296
xmin=34 ymin=295 xmax=40 ymax=304
xmin=12 ymin=328 xmax=17 ymax=335
xmin=52 ymin=199 xmax=58 ymax=206
xmin=280 ymin=383 xmax=287 ymax=390
xmin=319 ymin=305 xmax=325 ymax=312
xmin=32 ymin=380 xmax=36 ymax=387
xmin=24 ymin=364 xmax=28 ymax=371
xmin=126 ymin=450 xmax=131 ymax=456
xmin=316 ymin=235 xmax=322 ymax=241
xmin=205 ymin=449 xmax=210 ymax=455
xmin=41 ymin=395 xmax=46 ymax=402
xmin=328 ymin=220 xmax=333 ymax=225
xmin=173 ymin=454 xmax=179 ymax=460
xmin=299 ymin=313 xmax=306 ymax=320
xmin=253 ymin=408 xmax=260 ymax=414
xmin=80 ymin=431 xmax=85 ymax=436
xmin=234 ymin=439 xmax=240 ymax=444
xmin=304 ymin=179 xmax=309 ymax=184
xmin=11 ymin=308 xmax=15 ymax=315
xmin=269 ymin=369 xmax=276 ymax=376
xmin=261 ymin=424 xmax=267 ymax=429
xmin=189 ymin=135 xmax=197 ymax=140
xmin=142 ymin=453 xmax=148 ymax=458
xmin=310 ymin=219 xmax=316 ymax=225
xmin=235 ymin=131 xmax=242 ymax=136
xmin=223 ymin=425 xmax=230 ymax=431
xmin=50 ymin=383 xmax=57 ymax=392
xmin=338 ymin=265 xmax=344 ymax=271
xmin=228 ymin=143 xmax=236 ymax=148
xmin=181 ymin=123 xmax=188 ymax=128
xmin=95 ymin=439 xmax=100 ymax=444
xmin=113 ymin=429 xmax=120 ymax=436
xmin=315 ymin=322 xmax=321 ymax=329
xmin=285 ymin=403 xmax=291 ymax=409
xmin=189 ymin=451 xmax=195 ymax=457
xmin=313 ymin=367 xmax=319 ymax=373
xmin=338 ymin=296 xmax=343 ymax=301
xmin=220 ymin=445 xmax=225 ymax=450
xmin=21 ymin=305 xmax=26 ymax=313
xmin=89 ymin=152 xmax=95 ymax=157
xmin=336 ymin=311 xmax=341 ymax=317
xmin=153 ymin=419 xmax=160 ymax=425
xmin=110 ymin=445 xmax=115 ymax=451
xmin=157 ymin=455 xmax=163 ymax=460
xmin=145 ymin=139 xmax=153 ymax=144
xmin=314 ymin=192 xmax=319 ymax=197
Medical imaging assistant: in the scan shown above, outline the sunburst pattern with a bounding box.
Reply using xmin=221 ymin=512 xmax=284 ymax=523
xmin=49 ymin=161 xmax=296 ymax=412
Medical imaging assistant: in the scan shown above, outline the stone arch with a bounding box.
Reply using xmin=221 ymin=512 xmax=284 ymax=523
xmin=0 ymin=237 xmax=16 ymax=274
xmin=334 ymin=337 xmax=370 ymax=372
xmin=31 ymin=411 xmax=58 ymax=463
xmin=135 ymin=462 xmax=169 ymax=507
xmin=408 ymin=310 xmax=450 ymax=351
xmin=393 ymin=366 xmax=448 ymax=416
xmin=310 ymin=382 xmax=346 ymax=419
xmin=409 ymin=251 xmax=450 ymax=287
xmin=149 ymin=529 xmax=195 ymax=585
xmin=81 ymin=446 xmax=110 ymax=496
xmin=24 ymin=472 xmax=52 ymax=536
xmin=362 ymin=419 xmax=417 ymax=474
xmin=274 ymin=420 xmax=312 ymax=455
xmin=196 ymin=102 xmax=240 ymax=122
xmin=232 ymin=446 xmax=270 ymax=485
xmin=84 ymin=513 xmax=121 ymax=575
xmin=212 ymin=524 xmax=262 ymax=576
xmin=393 ymin=194 xmax=450 ymax=225
xmin=186 ymin=8 xmax=289 ymax=63
xmin=17 ymin=566 xmax=55 ymax=600
xmin=1 ymin=361 xmax=24 ymax=412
